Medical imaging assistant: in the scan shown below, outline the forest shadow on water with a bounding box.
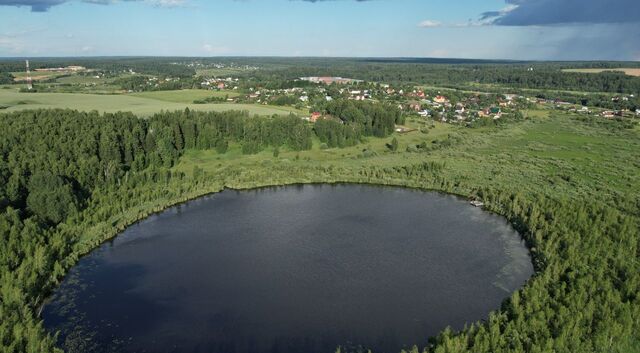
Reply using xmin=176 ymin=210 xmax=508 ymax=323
xmin=43 ymin=184 xmax=533 ymax=353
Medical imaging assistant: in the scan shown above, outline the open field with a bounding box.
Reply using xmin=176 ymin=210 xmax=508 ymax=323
xmin=0 ymin=89 xmax=305 ymax=116
xmin=11 ymin=71 xmax=62 ymax=81
xmin=196 ymin=68 xmax=253 ymax=76
xmin=130 ymin=89 xmax=241 ymax=103
xmin=562 ymin=68 xmax=640 ymax=76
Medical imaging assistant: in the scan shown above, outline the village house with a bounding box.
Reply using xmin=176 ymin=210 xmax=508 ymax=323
xmin=601 ymin=111 xmax=619 ymax=118
xmin=434 ymin=95 xmax=448 ymax=104
xmin=409 ymin=102 xmax=422 ymax=111
xmin=309 ymin=112 xmax=322 ymax=123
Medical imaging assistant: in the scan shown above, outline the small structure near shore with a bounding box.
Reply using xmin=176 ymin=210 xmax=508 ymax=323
xmin=470 ymin=200 xmax=485 ymax=207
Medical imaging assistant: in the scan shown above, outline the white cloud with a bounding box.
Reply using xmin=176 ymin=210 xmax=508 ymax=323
xmin=418 ymin=20 xmax=442 ymax=28
xmin=202 ymin=44 xmax=231 ymax=55
xmin=145 ymin=0 xmax=186 ymax=8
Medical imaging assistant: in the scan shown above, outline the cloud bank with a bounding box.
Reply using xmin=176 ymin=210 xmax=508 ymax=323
xmin=482 ymin=0 xmax=640 ymax=26
xmin=0 ymin=0 xmax=185 ymax=11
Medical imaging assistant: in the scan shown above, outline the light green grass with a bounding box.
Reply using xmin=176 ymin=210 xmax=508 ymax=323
xmin=0 ymin=88 xmax=304 ymax=116
xmin=130 ymin=89 xmax=240 ymax=103
xmin=562 ymin=68 xmax=640 ymax=77
xmin=11 ymin=71 xmax=63 ymax=81
xmin=56 ymin=75 xmax=108 ymax=85
xmin=196 ymin=68 xmax=251 ymax=76
xmin=176 ymin=113 xmax=640 ymax=202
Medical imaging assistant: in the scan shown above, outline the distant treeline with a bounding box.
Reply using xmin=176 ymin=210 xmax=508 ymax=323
xmin=249 ymin=64 xmax=640 ymax=94
xmin=3 ymin=57 xmax=640 ymax=93
xmin=0 ymin=57 xmax=195 ymax=78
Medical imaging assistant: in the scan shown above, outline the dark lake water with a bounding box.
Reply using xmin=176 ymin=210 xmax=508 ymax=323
xmin=43 ymin=184 xmax=533 ymax=353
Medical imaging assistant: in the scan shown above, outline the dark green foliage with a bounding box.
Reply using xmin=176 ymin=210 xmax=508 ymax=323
xmin=313 ymin=99 xmax=402 ymax=148
xmin=325 ymin=100 xmax=401 ymax=137
xmin=26 ymin=172 xmax=79 ymax=224
xmin=193 ymin=96 xmax=227 ymax=104
xmin=314 ymin=119 xmax=362 ymax=148
xmin=270 ymin=95 xmax=299 ymax=106
xmin=215 ymin=139 xmax=229 ymax=154
xmin=389 ymin=137 xmax=399 ymax=152
xmin=0 ymin=72 xmax=14 ymax=84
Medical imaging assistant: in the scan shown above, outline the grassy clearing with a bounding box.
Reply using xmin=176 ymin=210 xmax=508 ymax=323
xmin=11 ymin=71 xmax=62 ymax=82
xmin=196 ymin=68 xmax=252 ymax=76
xmin=0 ymin=88 xmax=304 ymax=116
xmin=562 ymin=68 xmax=640 ymax=76
xmin=130 ymin=89 xmax=240 ymax=103
xmin=177 ymin=112 xmax=640 ymax=203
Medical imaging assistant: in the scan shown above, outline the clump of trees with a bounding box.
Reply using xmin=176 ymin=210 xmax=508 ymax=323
xmin=0 ymin=108 xmax=313 ymax=218
xmin=0 ymin=72 xmax=14 ymax=84
xmin=314 ymin=100 xmax=403 ymax=148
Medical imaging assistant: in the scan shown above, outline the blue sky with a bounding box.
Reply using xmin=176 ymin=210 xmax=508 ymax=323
xmin=0 ymin=0 xmax=638 ymax=60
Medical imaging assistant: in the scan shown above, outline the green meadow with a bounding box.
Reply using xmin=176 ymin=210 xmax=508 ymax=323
xmin=176 ymin=110 xmax=640 ymax=201
xmin=130 ymin=89 xmax=241 ymax=103
xmin=0 ymin=88 xmax=305 ymax=116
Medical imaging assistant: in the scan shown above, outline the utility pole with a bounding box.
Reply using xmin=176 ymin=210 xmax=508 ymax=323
xmin=25 ymin=60 xmax=33 ymax=90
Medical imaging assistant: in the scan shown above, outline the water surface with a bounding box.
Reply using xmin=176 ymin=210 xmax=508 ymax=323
xmin=43 ymin=184 xmax=533 ymax=353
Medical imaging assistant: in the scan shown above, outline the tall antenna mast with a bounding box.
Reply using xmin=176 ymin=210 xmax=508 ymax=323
xmin=25 ymin=60 xmax=33 ymax=90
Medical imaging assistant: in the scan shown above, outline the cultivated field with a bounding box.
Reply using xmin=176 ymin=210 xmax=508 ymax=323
xmin=562 ymin=68 xmax=640 ymax=76
xmin=196 ymin=68 xmax=253 ymax=76
xmin=0 ymin=88 xmax=304 ymax=116
xmin=11 ymin=71 xmax=62 ymax=81
xmin=130 ymin=89 xmax=240 ymax=103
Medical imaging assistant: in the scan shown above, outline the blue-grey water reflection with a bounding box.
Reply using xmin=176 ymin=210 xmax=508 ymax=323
xmin=43 ymin=184 xmax=533 ymax=353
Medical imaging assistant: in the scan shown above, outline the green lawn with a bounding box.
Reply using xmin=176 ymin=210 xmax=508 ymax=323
xmin=0 ymin=88 xmax=304 ymax=116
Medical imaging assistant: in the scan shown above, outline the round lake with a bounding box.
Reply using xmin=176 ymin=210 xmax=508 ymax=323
xmin=43 ymin=184 xmax=533 ymax=353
